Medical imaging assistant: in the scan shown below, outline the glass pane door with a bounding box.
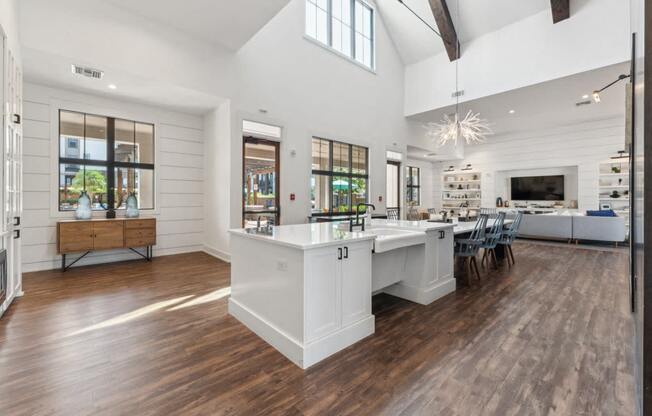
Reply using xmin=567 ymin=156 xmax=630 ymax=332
xmin=386 ymin=160 xmax=400 ymax=217
xmin=243 ymin=137 xmax=280 ymax=228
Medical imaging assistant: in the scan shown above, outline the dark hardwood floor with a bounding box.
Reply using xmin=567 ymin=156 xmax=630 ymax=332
xmin=0 ymin=243 xmax=634 ymax=415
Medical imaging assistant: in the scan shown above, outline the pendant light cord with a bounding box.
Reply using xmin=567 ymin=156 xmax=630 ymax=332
xmin=396 ymin=0 xmax=444 ymax=40
xmin=456 ymin=0 xmax=460 ymax=117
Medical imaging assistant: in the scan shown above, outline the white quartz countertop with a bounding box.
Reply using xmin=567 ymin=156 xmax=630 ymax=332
xmin=229 ymin=219 xmax=456 ymax=250
xmin=368 ymin=219 xmax=454 ymax=232
xmin=229 ymin=222 xmax=377 ymax=250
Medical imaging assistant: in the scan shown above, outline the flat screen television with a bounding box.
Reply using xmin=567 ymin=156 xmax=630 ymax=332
xmin=510 ymin=175 xmax=565 ymax=201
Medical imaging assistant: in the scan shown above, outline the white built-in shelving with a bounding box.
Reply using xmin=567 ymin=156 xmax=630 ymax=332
xmin=598 ymin=156 xmax=630 ymax=236
xmin=441 ymin=170 xmax=482 ymax=214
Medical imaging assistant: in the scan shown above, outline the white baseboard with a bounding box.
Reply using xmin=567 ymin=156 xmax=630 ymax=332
xmin=202 ymin=245 xmax=231 ymax=263
xmin=383 ymin=276 xmax=456 ymax=305
xmin=228 ymin=297 xmax=374 ymax=369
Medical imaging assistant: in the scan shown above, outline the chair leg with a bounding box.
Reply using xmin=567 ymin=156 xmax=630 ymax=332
xmin=490 ymin=248 xmax=498 ymax=269
xmin=471 ymin=256 xmax=481 ymax=280
xmin=481 ymin=250 xmax=487 ymax=269
xmin=508 ymin=245 xmax=515 ymax=264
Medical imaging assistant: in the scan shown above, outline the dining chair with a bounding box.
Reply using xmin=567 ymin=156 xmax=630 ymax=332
xmin=387 ymin=208 xmax=399 ymax=220
xmin=480 ymin=212 xmax=506 ymax=269
xmin=498 ymin=211 xmax=524 ymax=266
xmin=454 ymin=214 xmax=489 ymax=281
xmin=480 ymin=207 xmax=497 ymax=218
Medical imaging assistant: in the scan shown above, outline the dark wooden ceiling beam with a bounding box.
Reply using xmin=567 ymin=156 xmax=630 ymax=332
xmin=428 ymin=0 xmax=460 ymax=61
xmin=550 ymin=0 xmax=570 ymax=23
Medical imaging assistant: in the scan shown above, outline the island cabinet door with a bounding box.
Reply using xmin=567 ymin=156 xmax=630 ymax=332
xmin=304 ymin=246 xmax=342 ymax=343
xmin=340 ymin=241 xmax=372 ymax=327
xmin=435 ymin=229 xmax=454 ymax=280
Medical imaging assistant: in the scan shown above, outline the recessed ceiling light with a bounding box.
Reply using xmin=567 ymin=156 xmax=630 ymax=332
xmin=108 ymin=84 xmax=117 ymax=90
xmin=508 ymin=110 xmax=515 ymax=114
xmin=582 ymin=94 xmax=589 ymax=99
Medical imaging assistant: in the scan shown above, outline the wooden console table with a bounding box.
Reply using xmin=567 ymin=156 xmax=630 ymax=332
xmin=57 ymin=218 xmax=156 ymax=271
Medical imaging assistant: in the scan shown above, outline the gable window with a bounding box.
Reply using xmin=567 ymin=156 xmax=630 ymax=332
xmin=59 ymin=110 xmax=155 ymax=211
xmin=406 ymin=166 xmax=420 ymax=205
xmin=311 ymin=137 xmax=368 ymax=215
xmin=305 ymin=0 xmax=375 ymax=70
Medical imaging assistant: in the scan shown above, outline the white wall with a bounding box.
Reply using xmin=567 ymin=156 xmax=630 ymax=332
xmin=431 ymin=117 xmax=626 ymax=212
xmin=404 ymin=0 xmax=630 ymax=117
xmin=22 ymin=83 xmax=206 ymax=272
xmin=206 ymin=0 xmax=409 ymax=256
xmin=203 ymin=102 xmax=231 ymax=262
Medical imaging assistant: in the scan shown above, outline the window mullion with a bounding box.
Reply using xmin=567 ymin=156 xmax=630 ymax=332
xmin=327 ymin=0 xmax=333 ymax=47
xmin=350 ymin=0 xmax=356 ymax=59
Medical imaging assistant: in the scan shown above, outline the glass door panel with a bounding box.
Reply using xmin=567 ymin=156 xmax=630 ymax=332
xmin=386 ymin=160 xmax=400 ymax=218
xmin=243 ymin=137 xmax=280 ymax=227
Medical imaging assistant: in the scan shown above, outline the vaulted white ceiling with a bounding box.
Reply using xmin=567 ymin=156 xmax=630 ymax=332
xmin=376 ymin=0 xmax=550 ymax=65
xmin=106 ymin=0 xmax=291 ymax=51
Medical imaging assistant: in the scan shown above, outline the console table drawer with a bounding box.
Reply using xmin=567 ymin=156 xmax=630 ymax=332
xmin=126 ymin=229 xmax=156 ymax=247
xmin=125 ymin=219 xmax=156 ymax=230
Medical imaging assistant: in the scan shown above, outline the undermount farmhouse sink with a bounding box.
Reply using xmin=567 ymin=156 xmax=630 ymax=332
xmin=363 ymin=228 xmax=425 ymax=253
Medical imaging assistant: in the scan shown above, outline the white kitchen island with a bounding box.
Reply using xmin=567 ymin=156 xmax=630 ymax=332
xmin=228 ymin=219 xmax=454 ymax=369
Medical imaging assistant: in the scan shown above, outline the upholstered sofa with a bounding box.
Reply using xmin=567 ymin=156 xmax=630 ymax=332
xmin=516 ymin=212 xmax=626 ymax=243
xmin=572 ymin=215 xmax=626 ymax=243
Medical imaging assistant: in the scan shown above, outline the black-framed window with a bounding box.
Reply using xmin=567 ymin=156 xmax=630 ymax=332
xmin=406 ymin=166 xmax=420 ymax=205
xmin=58 ymin=110 xmax=155 ymax=211
xmin=311 ymin=137 xmax=368 ymax=215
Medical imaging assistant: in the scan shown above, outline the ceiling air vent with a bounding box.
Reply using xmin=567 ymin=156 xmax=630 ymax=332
xmin=575 ymin=100 xmax=592 ymax=107
xmin=425 ymin=152 xmax=438 ymax=158
xmin=71 ymin=64 xmax=104 ymax=80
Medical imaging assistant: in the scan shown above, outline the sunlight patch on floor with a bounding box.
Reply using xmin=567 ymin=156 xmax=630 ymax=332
xmin=167 ymin=287 xmax=231 ymax=311
xmin=66 ymin=295 xmax=194 ymax=337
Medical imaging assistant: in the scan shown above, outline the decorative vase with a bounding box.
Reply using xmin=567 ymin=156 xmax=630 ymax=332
xmin=125 ymin=192 xmax=140 ymax=218
xmin=75 ymin=191 xmax=92 ymax=220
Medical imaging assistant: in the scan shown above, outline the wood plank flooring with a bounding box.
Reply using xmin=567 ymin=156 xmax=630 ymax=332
xmin=0 ymin=243 xmax=634 ymax=415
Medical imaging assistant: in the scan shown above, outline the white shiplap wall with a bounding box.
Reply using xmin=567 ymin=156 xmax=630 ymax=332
xmin=433 ymin=117 xmax=625 ymax=212
xmin=22 ymin=83 xmax=205 ymax=272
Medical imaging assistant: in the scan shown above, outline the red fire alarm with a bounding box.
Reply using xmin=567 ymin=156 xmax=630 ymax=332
xmin=290 ymin=193 xmax=296 ymax=201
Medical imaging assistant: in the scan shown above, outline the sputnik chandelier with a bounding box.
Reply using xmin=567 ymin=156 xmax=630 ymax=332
xmin=399 ymin=0 xmax=492 ymax=145
xmin=425 ymin=110 xmax=492 ymax=146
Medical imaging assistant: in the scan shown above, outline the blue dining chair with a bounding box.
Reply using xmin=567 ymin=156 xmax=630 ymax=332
xmin=454 ymin=214 xmax=489 ymax=281
xmin=480 ymin=212 xmax=506 ymax=269
xmin=498 ymin=211 xmax=524 ymax=266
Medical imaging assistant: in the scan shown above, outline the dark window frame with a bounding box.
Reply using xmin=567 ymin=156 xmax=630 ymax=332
xmin=58 ymin=109 xmax=155 ymax=212
xmin=311 ymin=137 xmax=369 ymax=216
xmin=406 ymin=166 xmax=420 ymax=205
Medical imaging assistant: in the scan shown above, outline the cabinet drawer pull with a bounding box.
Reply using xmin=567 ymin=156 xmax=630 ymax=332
xmin=439 ymin=230 xmax=445 ymax=239
xmin=338 ymin=247 xmax=343 ymax=260
xmin=344 ymin=247 xmax=349 ymax=259
xmin=13 ymin=229 xmax=20 ymax=239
